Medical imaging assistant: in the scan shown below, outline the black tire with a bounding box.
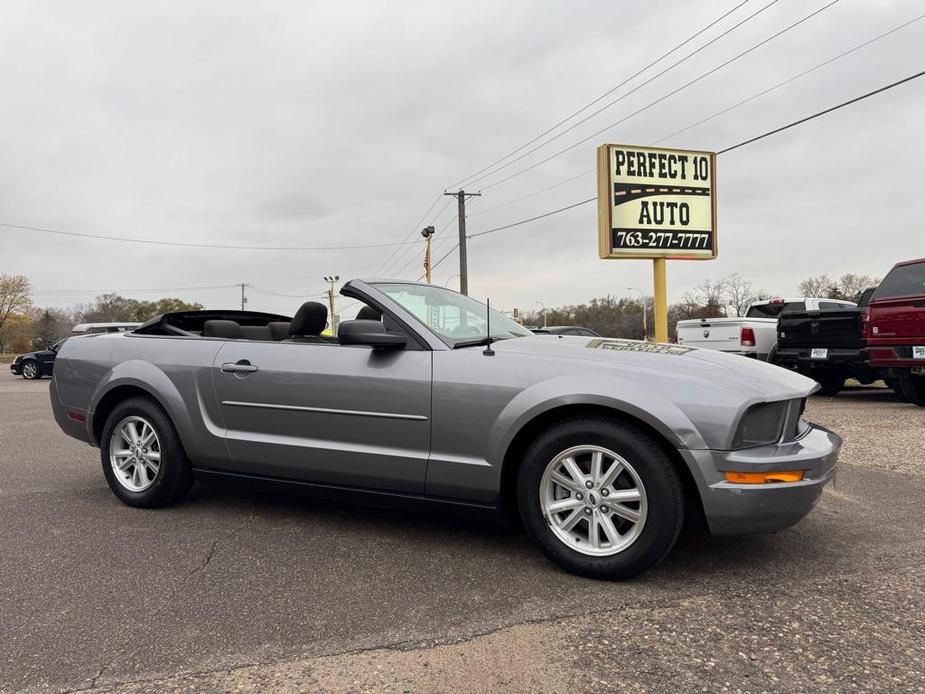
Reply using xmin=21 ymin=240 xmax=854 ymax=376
xmin=99 ymin=396 xmax=194 ymax=508
xmin=899 ymin=375 xmax=925 ymax=406
xmin=766 ymin=344 xmax=779 ymax=365
xmin=885 ymin=378 xmax=907 ymax=402
xmin=21 ymin=359 xmax=42 ymax=380
xmin=815 ymin=372 xmax=845 ymax=397
xmin=517 ymin=417 xmax=684 ymax=580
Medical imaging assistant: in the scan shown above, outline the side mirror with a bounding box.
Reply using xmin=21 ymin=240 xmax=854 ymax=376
xmin=338 ymin=319 xmax=407 ymax=350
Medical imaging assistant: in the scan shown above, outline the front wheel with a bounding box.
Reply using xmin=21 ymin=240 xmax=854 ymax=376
xmin=815 ymin=372 xmax=845 ymax=397
xmin=899 ymin=375 xmax=925 ymax=406
xmin=21 ymin=360 xmax=41 ymax=379
xmin=517 ymin=417 xmax=684 ymax=580
xmin=100 ymin=397 xmax=194 ymax=508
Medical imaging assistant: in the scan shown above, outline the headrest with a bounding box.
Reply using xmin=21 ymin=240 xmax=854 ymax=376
xmin=290 ymin=301 xmax=328 ymax=337
xmin=203 ymin=319 xmax=243 ymax=339
xmin=356 ymin=305 xmax=382 ymax=321
xmin=267 ymin=321 xmax=291 ymax=341
xmin=241 ymin=325 xmax=272 ymax=340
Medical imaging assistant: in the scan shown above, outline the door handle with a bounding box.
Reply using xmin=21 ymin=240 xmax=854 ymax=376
xmin=221 ymin=360 xmax=259 ymax=374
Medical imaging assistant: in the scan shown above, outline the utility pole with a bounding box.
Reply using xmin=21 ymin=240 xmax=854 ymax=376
xmin=444 ymin=190 xmax=481 ymax=295
xmin=239 ymin=283 xmax=248 ymax=311
xmin=323 ymin=275 xmax=339 ymax=334
xmin=421 ymin=226 xmax=435 ymax=283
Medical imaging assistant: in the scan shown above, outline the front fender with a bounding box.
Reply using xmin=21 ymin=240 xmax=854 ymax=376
xmin=486 ymin=374 xmax=707 ymax=469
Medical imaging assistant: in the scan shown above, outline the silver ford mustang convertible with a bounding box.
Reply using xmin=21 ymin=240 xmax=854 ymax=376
xmin=50 ymin=280 xmax=841 ymax=579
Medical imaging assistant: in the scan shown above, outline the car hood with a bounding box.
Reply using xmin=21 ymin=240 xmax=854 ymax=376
xmin=490 ymin=335 xmax=815 ymax=399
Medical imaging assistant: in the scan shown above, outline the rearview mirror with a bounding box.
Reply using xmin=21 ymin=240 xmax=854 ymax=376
xmin=338 ymin=319 xmax=407 ymax=350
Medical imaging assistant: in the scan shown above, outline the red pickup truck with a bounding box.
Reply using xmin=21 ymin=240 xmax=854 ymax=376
xmin=867 ymin=258 xmax=925 ymax=405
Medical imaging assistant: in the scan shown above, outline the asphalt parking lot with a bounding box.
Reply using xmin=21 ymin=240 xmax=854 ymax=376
xmin=1 ymin=374 xmax=924 ymax=693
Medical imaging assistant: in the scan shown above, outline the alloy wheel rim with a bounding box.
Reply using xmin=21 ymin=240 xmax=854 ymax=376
xmin=23 ymin=362 xmax=37 ymax=378
xmin=539 ymin=444 xmax=648 ymax=557
xmin=109 ymin=416 xmax=161 ymax=492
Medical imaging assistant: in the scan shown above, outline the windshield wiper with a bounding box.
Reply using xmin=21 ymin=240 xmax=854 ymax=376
xmin=453 ymin=336 xmax=509 ymax=349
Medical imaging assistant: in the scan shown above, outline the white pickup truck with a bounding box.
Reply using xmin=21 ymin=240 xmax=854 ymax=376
xmin=675 ymin=297 xmax=855 ymax=361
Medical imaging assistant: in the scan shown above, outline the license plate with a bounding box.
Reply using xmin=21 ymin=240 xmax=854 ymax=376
xmin=811 ymin=348 xmax=828 ymax=360
xmin=914 ymin=346 xmax=925 ymax=359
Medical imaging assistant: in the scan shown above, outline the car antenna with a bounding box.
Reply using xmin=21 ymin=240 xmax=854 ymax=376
xmin=483 ymin=298 xmax=495 ymax=356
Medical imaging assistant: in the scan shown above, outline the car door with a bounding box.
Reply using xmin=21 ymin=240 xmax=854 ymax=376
xmin=211 ymin=339 xmax=432 ymax=493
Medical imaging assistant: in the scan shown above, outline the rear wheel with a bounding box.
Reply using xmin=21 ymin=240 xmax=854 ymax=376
xmin=815 ymin=372 xmax=845 ymax=397
xmin=899 ymin=375 xmax=925 ymax=406
xmin=517 ymin=417 xmax=683 ymax=580
xmin=100 ymin=397 xmax=193 ymax=507
xmin=21 ymin=360 xmax=41 ymax=380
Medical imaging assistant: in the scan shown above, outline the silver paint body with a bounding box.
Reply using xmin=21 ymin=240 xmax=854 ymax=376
xmin=50 ymin=280 xmax=841 ymax=535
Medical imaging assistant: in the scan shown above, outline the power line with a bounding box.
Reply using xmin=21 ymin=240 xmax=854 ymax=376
xmin=652 ymin=11 xmax=925 ymax=146
xmin=448 ymin=0 xmax=754 ymax=189
xmin=467 ymin=68 xmax=925 ymax=240
xmin=250 ymin=286 xmax=328 ymax=298
xmin=372 ymin=195 xmax=454 ymax=278
xmin=464 ymin=10 xmax=924 ymax=221
xmin=459 ymin=0 xmax=786 ymax=189
xmin=468 ymin=198 xmax=597 ymax=239
xmin=415 ymin=243 xmax=459 ymax=282
xmin=31 ymin=284 xmax=240 ymax=296
xmin=0 ymin=221 xmax=424 ymax=252
xmin=717 ymin=68 xmax=925 ymax=154
xmin=478 ymin=0 xmax=840 ymax=192
xmin=367 ymin=193 xmax=450 ymax=278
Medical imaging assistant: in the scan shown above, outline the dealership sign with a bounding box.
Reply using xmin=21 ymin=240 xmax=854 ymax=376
xmin=597 ymin=144 xmax=717 ymax=260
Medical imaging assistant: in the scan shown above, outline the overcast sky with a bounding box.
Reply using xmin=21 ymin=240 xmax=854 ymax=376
xmin=1 ymin=0 xmax=923 ymax=317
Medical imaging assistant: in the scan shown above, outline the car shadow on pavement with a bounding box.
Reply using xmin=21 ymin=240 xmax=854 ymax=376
xmin=181 ymin=478 xmax=792 ymax=583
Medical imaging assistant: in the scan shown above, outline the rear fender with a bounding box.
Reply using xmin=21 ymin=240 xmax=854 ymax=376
xmin=88 ymin=359 xmax=226 ymax=465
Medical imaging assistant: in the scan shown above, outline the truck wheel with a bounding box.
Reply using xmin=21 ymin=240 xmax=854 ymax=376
xmin=21 ymin=360 xmax=41 ymax=379
xmin=885 ymin=378 xmax=906 ymax=401
xmin=517 ymin=417 xmax=683 ymax=580
xmin=100 ymin=397 xmax=194 ymax=508
xmin=766 ymin=344 xmax=779 ymax=365
xmin=816 ymin=373 xmax=845 ymax=397
xmin=899 ymin=376 xmax=925 ymax=406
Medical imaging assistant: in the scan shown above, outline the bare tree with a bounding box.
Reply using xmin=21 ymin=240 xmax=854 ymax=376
xmin=834 ymin=273 xmax=879 ymax=301
xmin=693 ymin=278 xmax=727 ymax=317
xmin=0 ymin=274 xmax=32 ymax=332
xmin=724 ymin=273 xmax=764 ymax=317
xmin=798 ymin=273 xmax=879 ymax=300
xmin=799 ymin=274 xmax=835 ymax=298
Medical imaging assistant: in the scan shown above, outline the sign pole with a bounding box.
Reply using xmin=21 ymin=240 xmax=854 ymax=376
xmin=652 ymin=258 xmax=668 ymax=342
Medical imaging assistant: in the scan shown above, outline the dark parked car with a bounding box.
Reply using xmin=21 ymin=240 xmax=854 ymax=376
xmin=867 ymin=258 xmax=925 ymax=405
xmin=10 ymin=338 xmax=69 ymax=379
xmin=771 ymin=287 xmax=880 ymax=396
xmin=532 ymin=326 xmax=602 ymax=337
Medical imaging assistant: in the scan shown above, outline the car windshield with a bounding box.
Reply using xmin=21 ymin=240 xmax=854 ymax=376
xmin=375 ymin=283 xmax=532 ymax=345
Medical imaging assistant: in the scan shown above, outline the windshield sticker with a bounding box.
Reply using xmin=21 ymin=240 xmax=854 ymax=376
xmin=586 ymin=338 xmax=693 ymax=355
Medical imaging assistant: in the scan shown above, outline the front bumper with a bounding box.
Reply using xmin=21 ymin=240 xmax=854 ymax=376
xmin=682 ymin=423 xmax=841 ymax=536
xmin=774 ymin=346 xmax=867 ymax=368
xmin=9 ymin=362 xmax=22 ymax=375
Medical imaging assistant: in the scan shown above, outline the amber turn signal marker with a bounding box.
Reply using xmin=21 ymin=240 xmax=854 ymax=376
xmin=724 ymin=470 xmax=805 ymax=484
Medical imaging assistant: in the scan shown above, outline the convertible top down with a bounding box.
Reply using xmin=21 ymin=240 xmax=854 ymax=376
xmin=50 ymin=279 xmax=841 ymax=579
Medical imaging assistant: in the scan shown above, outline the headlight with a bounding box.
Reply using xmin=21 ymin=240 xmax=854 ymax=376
xmin=733 ymin=401 xmax=788 ymax=449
